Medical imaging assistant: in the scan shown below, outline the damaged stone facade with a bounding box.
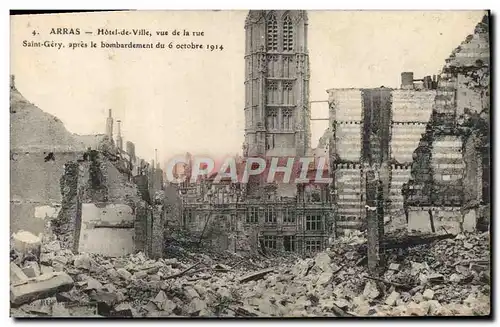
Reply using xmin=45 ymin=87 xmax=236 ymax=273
xmin=178 ymin=166 xmax=333 ymax=255
xmin=327 ymin=83 xmax=436 ymax=236
xmin=54 ymin=149 xmax=150 ymax=256
xmin=404 ymin=15 xmax=490 ymax=233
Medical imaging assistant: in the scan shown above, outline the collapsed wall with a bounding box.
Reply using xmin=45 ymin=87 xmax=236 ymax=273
xmin=52 ymin=150 xmax=165 ymax=257
xmin=9 ymin=78 xmax=166 ymax=259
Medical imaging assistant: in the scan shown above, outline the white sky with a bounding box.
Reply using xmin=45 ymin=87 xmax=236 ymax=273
xmin=10 ymin=10 xmax=486 ymax=164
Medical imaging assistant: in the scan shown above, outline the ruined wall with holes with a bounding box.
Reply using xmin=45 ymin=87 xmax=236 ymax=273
xmin=10 ymin=79 xmax=162 ymax=257
xmin=53 ymin=151 xmax=155 ymax=257
xmin=328 ymin=86 xmax=435 ymax=235
xmin=404 ymin=15 xmax=490 ymax=232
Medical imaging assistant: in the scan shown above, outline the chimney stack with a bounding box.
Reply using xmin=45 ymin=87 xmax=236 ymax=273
xmin=106 ymin=109 xmax=114 ymax=143
xmin=116 ymin=120 xmax=123 ymax=150
xmin=423 ymin=76 xmax=432 ymax=90
xmin=401 ymin=72 xmax=414 ymax=90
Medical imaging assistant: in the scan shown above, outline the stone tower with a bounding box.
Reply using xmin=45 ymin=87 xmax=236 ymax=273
xmin=243 ymin=10 xmax=310 ymax=158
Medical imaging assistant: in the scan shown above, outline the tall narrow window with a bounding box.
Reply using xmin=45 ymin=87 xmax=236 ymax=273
xmin=283 ymin=207 xmax=296 ymax=223
xmin=183 ymin=208 xmax=193 ymax=226
xmin=283 ymin=16 xmax=294 ymax=51
xmin=283 ymin=82 xmax=294 ymax=104
xmin=266 ymin=134 xmax=274 ymax=150
xmin=267 ymin=109 xmax=278 ymax=129
xmin=267 ymin=15 xmax=278 ymax=51
xmin=267 ymin=55 xmax=278 ymax=77
xmin=267 ymin=81 xmax=278 ymax=104
xmin=265 ymin=208 xmax=277 ymax=223
xmin=283 ymin=56 xmax=293 ymax=77
xmin=282 ymin=109 xmax=292 ymax=130
xmin=246 ymin=207 xmax=258 ymax=223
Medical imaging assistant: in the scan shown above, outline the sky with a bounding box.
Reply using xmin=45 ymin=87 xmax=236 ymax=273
xmin=10 ymin=10 xmax=486 ymax=165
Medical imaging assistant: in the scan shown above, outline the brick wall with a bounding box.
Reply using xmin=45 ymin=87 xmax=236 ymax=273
xmin=328 ymin=87 xmax=437 ymax=234
xmin=404 ymin=15 xmax=490 ymax=230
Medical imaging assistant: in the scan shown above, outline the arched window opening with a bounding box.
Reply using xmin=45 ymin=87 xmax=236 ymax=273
xmin=267 ymin=15 xmax=278 ymax=51
xmin=283 ymin=16 xmax=294 ymax=51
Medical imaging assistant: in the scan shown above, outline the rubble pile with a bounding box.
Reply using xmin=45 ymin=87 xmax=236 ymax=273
xmin=10 ymin=230 xmax=490 ymax=317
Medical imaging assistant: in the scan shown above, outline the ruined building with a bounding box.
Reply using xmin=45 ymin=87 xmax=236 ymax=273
xmin=328 ymin=78 xmax=437 ymax=236
xmin=10 ymin=80 xmax=166 ymax=259
xmin=53 ymin=110 xmax=167 ymax=258
xmin=404 ymin=15 xmax=490 ymax=233
xmin=328 ymin=15 xmax=490 ymax=237
xmin=10 ymin=75 xmax=87 ymax=235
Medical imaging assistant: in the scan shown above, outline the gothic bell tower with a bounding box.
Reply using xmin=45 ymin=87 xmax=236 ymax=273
xmin=243 ymin=10 xmax=310 ymax=159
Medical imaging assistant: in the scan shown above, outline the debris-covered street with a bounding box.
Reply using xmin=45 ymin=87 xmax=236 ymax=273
xmin=10 ymin=227 xmax=490 ymax=317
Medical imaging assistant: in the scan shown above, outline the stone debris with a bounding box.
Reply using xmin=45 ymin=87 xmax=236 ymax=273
xmin=363 ymin=280 xmax=380 ymax=300
xmin=12 ymin=230 xmax=41 ymax=260
xmin=11 ymin=262 xmax=29 ymax=284
xmin=9 ymin=231 xmax=490 ymax=317
xmin=389 ymin=263 xmax=401 ymax=271
xmin=10 ymin=272 xmax=74 ymax=306
xmin=239 ymin=268 xmax=275 ymax=283
xmin=423 ymin=289 xmax=435 ymax=300
xmin=385 ymin=291 xmax=400 ymax=306
xmin=22 ymin=262 xmax=41 ymax=278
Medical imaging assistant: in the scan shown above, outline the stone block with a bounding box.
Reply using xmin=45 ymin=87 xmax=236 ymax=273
xmin=10 ymin=272 xmax=74 ymax=306
xmin=74 ymin=253 xmax=92 ymax=270
xmin=385 ymin=291 xmax=400 ymax=306
xmin=314 ymin=253 xmax=332 ymax=271
xmin=363 ymin=280 xmax=380 ymax=300
xmin=388 ymin=263 xmax=401 ymax=271
xmin=116 ymin=268 xmax=132 ymax=280
xmin=22 ymin=261 xmax=41 ymax=278
xmin=463 ymin=209 xmax=477 ymax=232
xmin=12 ymin=230 xmax=41 ymax=259
xmin=112 ymin=303 xmax=134 ymax=317
xmin=10 ymin=262 xmax=29 ymax=284
xmin=423 ymin=289 xmax=435 ymax=300
xmin=40 ymin=265 xmax=54 ymax=275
